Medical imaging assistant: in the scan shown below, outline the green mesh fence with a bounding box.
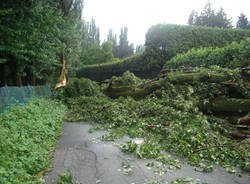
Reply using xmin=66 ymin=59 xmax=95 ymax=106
xmin=0 ymin=85 xmax=51 ymax=113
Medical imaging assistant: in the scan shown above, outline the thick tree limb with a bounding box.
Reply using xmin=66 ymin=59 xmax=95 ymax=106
xmin=199 ymin=96 xmax=250 ymax=113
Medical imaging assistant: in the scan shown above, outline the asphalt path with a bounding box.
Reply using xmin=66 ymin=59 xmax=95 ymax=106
xmin=44 ymin=122 xmax=250 ymax=184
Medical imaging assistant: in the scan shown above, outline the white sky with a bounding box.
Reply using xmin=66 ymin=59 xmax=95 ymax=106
xmin=82 ymin=0 xmax=250 ymax=45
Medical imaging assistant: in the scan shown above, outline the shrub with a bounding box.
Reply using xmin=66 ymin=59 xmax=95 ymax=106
xmin=110 ymin=71 xmax=142 ymax=87
xmin=163 ymin=38 xmax=250 ymax=69
xmin=0 ymin=98 xmax=67 ymax=183
xmin=54 ymin=78 xmax=102 ymax=99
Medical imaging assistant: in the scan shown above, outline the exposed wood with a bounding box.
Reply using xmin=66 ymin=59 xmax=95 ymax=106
xmin=55 ymin=54 xmax=67 ymax=89
xmin=238 ymin=116 xmax=250 ymax=125
xmin=235 ymin=125 xmax=248 ymax=129
xmin=105 ymin=71 xmax=248 ymax=100
xmin=231 ymin=133 xmax=250 ymax=139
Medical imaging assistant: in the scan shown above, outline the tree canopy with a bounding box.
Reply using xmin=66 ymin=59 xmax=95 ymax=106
xmin=188 ymin=1 xmax=232 ymax=28
xmin=0 ymin=0 xmax=84 ymax=86
xmin=236 ymin=13 xmax=250 ymax=29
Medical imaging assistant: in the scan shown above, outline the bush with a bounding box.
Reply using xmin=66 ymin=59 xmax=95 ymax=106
xmin=0 ymin=98 xmax=67 ymax=183
xmin=145 ymin=24 xmax=250 ymax=67
xmin=54 ymin=78 xmax=102 ymax=99
xmin=110 ymin=71 xmax=142 ymax=87
xmin=163 ymin=38 xmax=250 ymax=69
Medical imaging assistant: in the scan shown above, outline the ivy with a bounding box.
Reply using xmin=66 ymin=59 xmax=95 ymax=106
xmin=0 ymin=98 xmax=67 ymax=183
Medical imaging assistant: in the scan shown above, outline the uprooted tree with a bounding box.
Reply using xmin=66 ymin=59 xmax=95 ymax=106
xmin=103 ymin=68 xmax=250 ymax=138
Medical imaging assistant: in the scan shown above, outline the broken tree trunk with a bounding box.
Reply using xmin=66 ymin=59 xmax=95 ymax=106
xmin=199 ymin=96 xmax=250 ymax=113
xmin=104 ymin=71 xmax=250 ymax=113
xmin=55 ymin=54 xmax=67 ymax=89
xmin=104 ymin=71 xmax=239 ymax=99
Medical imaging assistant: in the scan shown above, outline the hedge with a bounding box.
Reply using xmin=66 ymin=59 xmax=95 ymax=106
xmin=163 ymin=38 xmax=250 ymax=69
xmin=145 ymin=24 xmax=250 ymax=67
xmin=76 ymin=25 xmax=250 ymax=81
xmin=76 ymin=53 xmax=161 ymax=81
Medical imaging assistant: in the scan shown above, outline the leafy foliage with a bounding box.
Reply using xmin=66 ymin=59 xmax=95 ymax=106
xmin=54 ymin=77 xmax=103 ymax=99
xmin=163 ymin=38 xmax=250 ymax=69
xmin=0 ymin=0 xmax=84 ymax=86
xmin=0 ymin=98 xmax=67 ymax=183
xmin=145 ymin=24 xmax=250 ymax=68
xmin=61 ymin=70 xmax=250 ymax=172
xmin=236 ymin=13 xmax=250 ymax=30
xmin=78 ymin=24 xmax=250 ymax=81
xmin=110 ymin=71 xmax=143 ymax=87
xmin=80 ymin=41 xmax=115 ymax=65
xmin=76 ymin=53 xmax=160 ymax=81
xmin=0 ymin=0 xmax=63 ymax=86
xmin=188 ymin=1 xmax=232 ymax=28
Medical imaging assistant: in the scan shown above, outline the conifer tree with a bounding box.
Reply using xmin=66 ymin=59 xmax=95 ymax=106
xmin=236 ymin=13 xmax=250 ymax=29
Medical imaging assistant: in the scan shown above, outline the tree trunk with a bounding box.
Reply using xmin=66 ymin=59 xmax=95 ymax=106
xmin=104 ymin=71 xmax=250 ymax=114
xmin=199 ymin=97 xmax=250 ymax=113
xmin=55 ymin=53 xmax=67 ymax=89
xmin=104 ymin=71 xmax=236 ymax=99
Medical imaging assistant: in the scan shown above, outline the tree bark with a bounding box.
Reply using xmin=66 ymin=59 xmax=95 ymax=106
xmin=199 ymin=97 xmax=250 ymax=113
xmin=104 ymin=71 xmax=238 ymax=99
xmin=104 ymin=71 xmax=250 ymax=114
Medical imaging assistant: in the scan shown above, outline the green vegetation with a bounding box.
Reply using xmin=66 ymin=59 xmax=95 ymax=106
xmin=188 ymin=1 xmax=232 ymax=28
xmin=77 ymin=24 xmax=250 ymax=81
xmin=109 ymin=71 xmax=143 ymax=87
xmin=0 ymin=98 xmax=67 ymax=183
xmin=236 ymin=13 xmax=250 ymax=30
xmin=1 ymin=1 xmax=250 ymax=182
xmin=61 ymin=68 xmax=250 ymax=173
xmin=54 ymin=77 xmax=103 ymax=99
xmin=145 ymin=24 xmax=250 ymax=68
xmin=163 ymin=38 xmax=250 ymax=69
xmin=0 ymin=0 xmax=84 ymax=86
xmin=76 ymin=53 xmax=161 ymax=81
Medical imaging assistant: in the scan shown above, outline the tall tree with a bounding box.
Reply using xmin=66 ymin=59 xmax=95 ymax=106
xmin=0 ymin=0 xmax=64 ymax=86
xmin=188 ymin=1 xmax=232 ymax=28
xmin=107 ymin=29 xmax=118 ymax=57
xmin=117 ymin=27 xmax=134 ymax=58
xmin=57 ymin=0 xmax=84 ymax=79
xmin=236 ymin=13 xmax=250 ymax=29
xmin=188 ymin=10 xmax=197 ymax=25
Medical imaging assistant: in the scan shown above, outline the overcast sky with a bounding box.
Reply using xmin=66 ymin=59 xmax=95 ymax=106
xmin=82 ymin=0 xmax=250 ymax=45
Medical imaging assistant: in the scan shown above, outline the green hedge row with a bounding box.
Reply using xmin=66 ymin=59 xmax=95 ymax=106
xmin=77 ymin=24 xmax=250 ymax=80
xmin=76 ymin=53 xmax=161 ymax=81
xmin=163 ymin=38 xmax=250 ymax=69
xmin=145 ymin=24 xmax=250 ymax=67
xmin=0 ymin=98 xmax=67 ymax=183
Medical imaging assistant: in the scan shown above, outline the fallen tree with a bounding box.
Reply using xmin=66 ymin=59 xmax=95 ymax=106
xmin=104 ymin=69 xmax=250 ymax=113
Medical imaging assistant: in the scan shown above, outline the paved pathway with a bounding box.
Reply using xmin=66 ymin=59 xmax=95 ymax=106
xmin=45 ymin=122 xmax=250 ymax=184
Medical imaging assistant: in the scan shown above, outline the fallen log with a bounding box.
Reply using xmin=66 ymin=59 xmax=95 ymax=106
xmin=199 ymin=96 xmax=250 ymax=113
xmin=104 ymin=71 xmax=248 ymax=99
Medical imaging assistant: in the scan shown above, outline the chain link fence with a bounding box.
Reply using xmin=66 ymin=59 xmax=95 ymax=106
xmin=0 ymin=85 xmax=51 ymax=113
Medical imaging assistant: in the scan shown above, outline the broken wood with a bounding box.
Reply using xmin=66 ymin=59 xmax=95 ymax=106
xmin=55 ymin=54 xmax=67 ymax=89
xmin=238 ymin=116 xmax=250 ymax=125
xmin=104 ymin=71 xmax=235 ymax=99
